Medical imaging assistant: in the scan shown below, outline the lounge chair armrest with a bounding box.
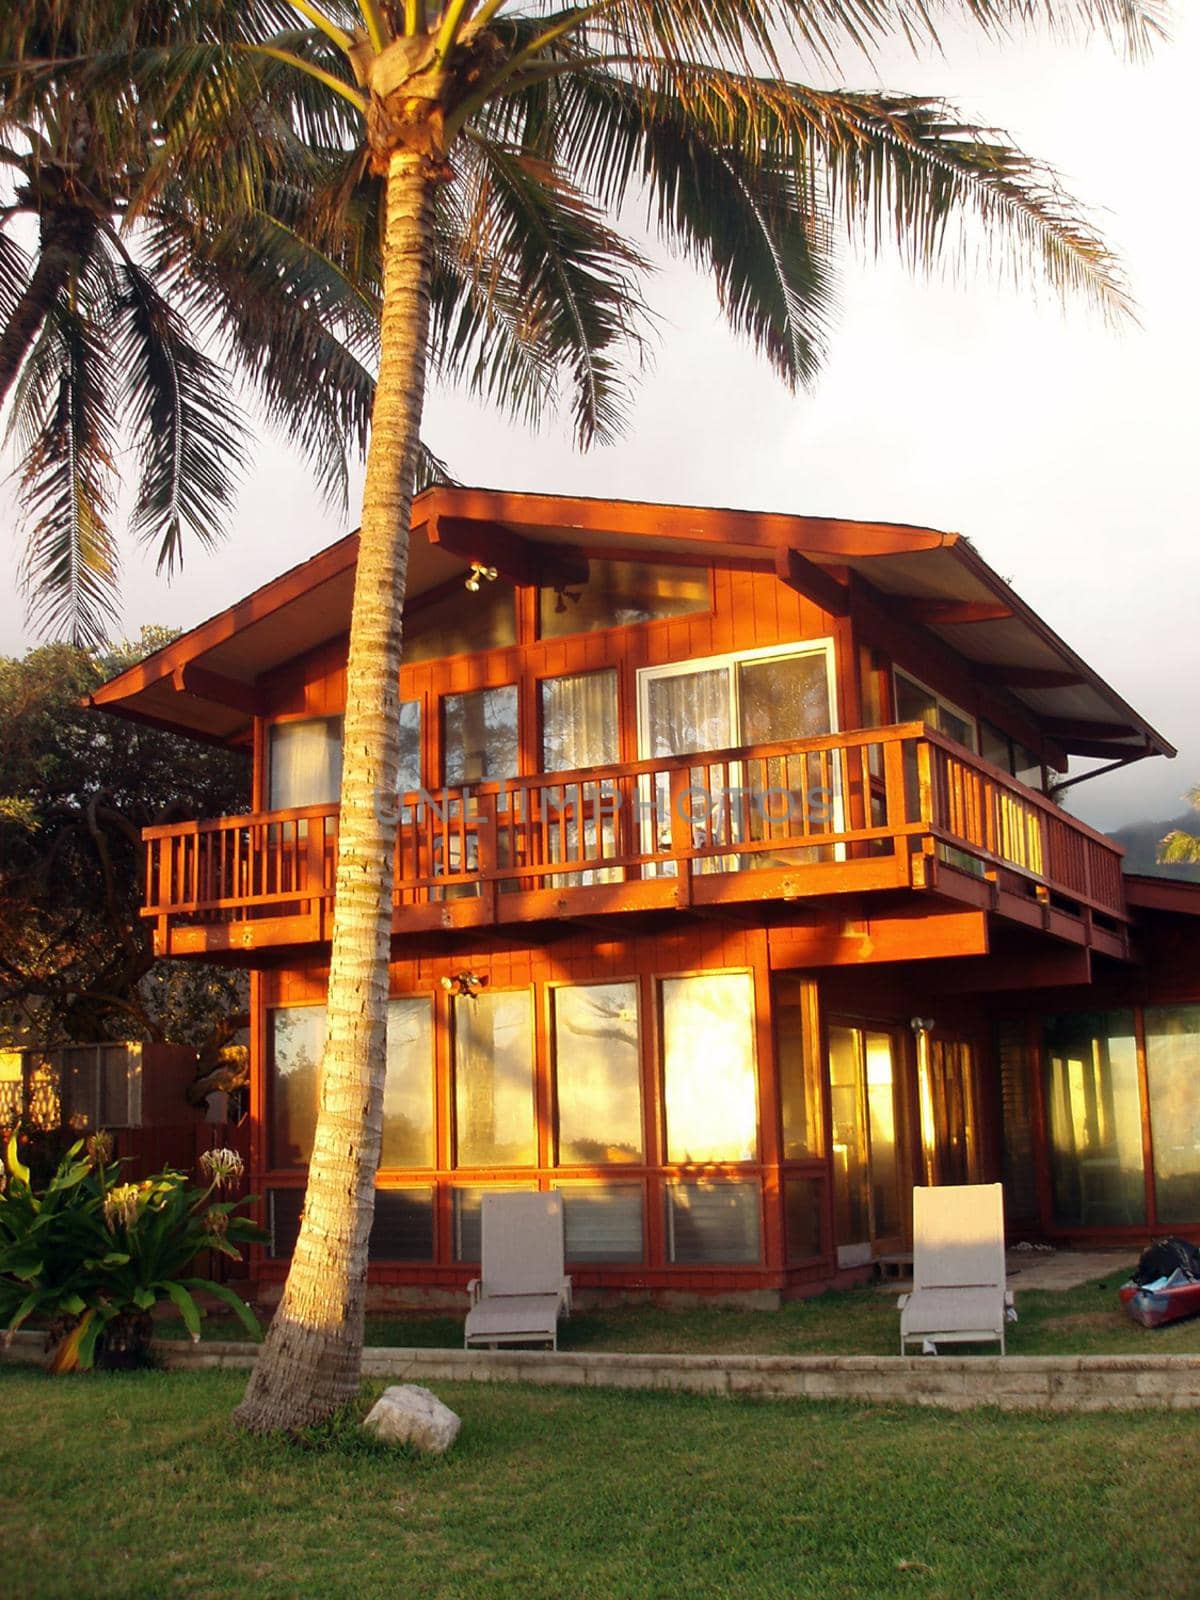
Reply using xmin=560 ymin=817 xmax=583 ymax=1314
xmin=897 ymin=1293 xmax=910 ymax=1310
xmin=467 ymin=1278 xmax=482 ymax=1306
xmin=561 ymin=1276 xmax=573 ymax=1316
xmin=1004 ymin=1289 xmax=1015 ymax=1307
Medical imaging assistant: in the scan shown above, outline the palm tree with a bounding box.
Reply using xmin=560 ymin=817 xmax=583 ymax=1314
xmin=1160 ymin=789 xmax=1200 ymax=865
xmin=1 ymin=0 xmax=383 ymax=644
xmin=75 ymin=0 xmax=1159 ymax=1432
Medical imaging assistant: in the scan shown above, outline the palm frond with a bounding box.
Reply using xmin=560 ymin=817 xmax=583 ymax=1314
xmin=8 ymin=295 xmax=120 ymax=648
xmin=113 ymin=255 xmax=248 ymax=574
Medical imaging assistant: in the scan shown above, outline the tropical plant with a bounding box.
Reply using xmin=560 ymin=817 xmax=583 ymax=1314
xmin=1159 ymin=788 xmax=1200 ymax=865
xmin=0 ymin=0 xmax=386 ymax=646
xmin=35 ymin=0 xmax=1160 ymax=1430
xmin=0 ymin=1132 xmax=262 ymax=1370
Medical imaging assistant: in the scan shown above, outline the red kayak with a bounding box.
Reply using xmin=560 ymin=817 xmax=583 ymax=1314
xmin=1119 ymin=1276 xmax=1200 ymax=1329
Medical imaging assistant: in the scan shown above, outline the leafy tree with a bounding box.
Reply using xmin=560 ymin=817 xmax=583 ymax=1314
xmin=1159 ymin=789 xmax=1200 ymax=865
xmin=33 ymin=0 xmax=1159 ymax=1430
xmin=0 ymin=629 xmax=250 ymax=1069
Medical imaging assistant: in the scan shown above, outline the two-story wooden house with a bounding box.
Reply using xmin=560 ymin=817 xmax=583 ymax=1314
xmin=90 ymin=487 xmax=1200 ymax=1306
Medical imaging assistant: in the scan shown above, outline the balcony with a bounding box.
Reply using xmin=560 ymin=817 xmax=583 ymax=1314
xmin=142 ymin=723 xmax=1129 ymax=961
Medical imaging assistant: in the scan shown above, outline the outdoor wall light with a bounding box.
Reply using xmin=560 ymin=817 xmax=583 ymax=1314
xmin=440 ymin=971 xmax=489 ymax=998
xmin=909 ymin=1016 xmax=935 ymax=1035
xmin=464 ymin=562 xmax=498 ymax=593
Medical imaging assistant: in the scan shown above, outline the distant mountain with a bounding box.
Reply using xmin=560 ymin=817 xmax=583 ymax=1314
xmin=1107 ymin=811 xmax=1200 ymax=881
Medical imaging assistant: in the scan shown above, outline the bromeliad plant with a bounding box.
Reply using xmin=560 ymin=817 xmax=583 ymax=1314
xmin=0 ymin=1131 xmax=263 ymax=1370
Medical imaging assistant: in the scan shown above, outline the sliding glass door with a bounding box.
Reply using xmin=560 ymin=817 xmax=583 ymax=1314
xmin=637 ymin=643 xmax=836 ymax=872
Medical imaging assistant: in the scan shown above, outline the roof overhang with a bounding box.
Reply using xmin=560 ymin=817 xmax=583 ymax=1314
xmin=89 ymin=485 xmax=1175 ymax=766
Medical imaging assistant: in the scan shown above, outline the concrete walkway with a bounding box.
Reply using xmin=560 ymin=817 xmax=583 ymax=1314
xmin=879 ymin=1249 xmax=1133 ymax=1295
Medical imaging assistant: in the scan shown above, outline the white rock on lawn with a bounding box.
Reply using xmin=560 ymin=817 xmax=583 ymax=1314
xmin=362 ymin=1385 xmax=461 ymax=1454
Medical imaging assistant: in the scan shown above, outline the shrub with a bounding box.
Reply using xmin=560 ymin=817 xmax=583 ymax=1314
xmin=0 ymin=1131 xmax=264 ymax=1370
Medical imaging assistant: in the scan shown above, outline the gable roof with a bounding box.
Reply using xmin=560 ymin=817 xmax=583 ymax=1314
xmin=89 ymin=485 xmax=1175 ymax=766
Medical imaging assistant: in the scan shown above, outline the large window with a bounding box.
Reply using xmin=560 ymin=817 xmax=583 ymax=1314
xmin=454 ymin=990 xmax=536 ymax=1166
xmin=555 ymin=1183 xmax=645 ymax=1263
xmin=895 ymin=673 xmax=976 ymax=750
xmin=664 ymin=1179 xmax=761 ymax=1264
xmin=661 ymin=973 xmax=757 ymax=1164
xmin=541 ymin=669 xmax=619 ymax=772
xmin=443 ymin=685 xmax=519 ymax=785
xmin=774 ymin=976 xmax=823 ymax=1160
xmin=553 ymin=982 xmax=642 ymax=1165
xmin=269 ymin=717 xmax=342 ymax=810
xmin=1043 ymin=1012 xmax=1144 ymax=1227
xmin=1145 ymin=1006 xmax=1200 ymax=1225
xmin=539 ymin=559 xmax=709 ymax=639
xmin=270 ymin=998 xmax=435 ymax=1169
xmin=404 ymin=578 xmax=516 ymax=662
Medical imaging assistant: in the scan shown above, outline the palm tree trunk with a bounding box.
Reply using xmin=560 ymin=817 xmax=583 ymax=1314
xmin=233 ymin=149 xmax=434 ymax=1434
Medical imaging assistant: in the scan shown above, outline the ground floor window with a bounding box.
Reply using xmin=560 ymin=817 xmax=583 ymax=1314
xmin=661 ymin=972 xmax=758 ymax=1164
xmin=1043 ymin=1011 xmax=1144 ymax=1227
xmin=552 ymin=982 xmax=642 ymax=1165
xmin=453 ymin=990 xmax=536 ymax=1167
xmin=664 ymin=1179 xmax=761 ymax=1264
xmin=267 ymin=1185 xmax=434 ymax=1261
xmin=1145 ymin=1006 xmax=1200 ymax=1225
xmin=555 ymin=1183 xmax=645 ymax=1263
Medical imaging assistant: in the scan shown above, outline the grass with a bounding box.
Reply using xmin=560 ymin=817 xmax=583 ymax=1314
xmin=3 ymin=1364 xmax=1199 ymax=1599
xmin=154 ymin=1264 xmax=1200 ymax=1357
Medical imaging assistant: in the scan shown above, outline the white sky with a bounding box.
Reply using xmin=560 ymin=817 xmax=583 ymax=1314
xmin=1 ymin=7 xmax=1196 ymax=833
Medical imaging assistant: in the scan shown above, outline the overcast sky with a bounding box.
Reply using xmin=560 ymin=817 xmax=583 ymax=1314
xmin=2 ymin=7 xmax=1196 ymax=833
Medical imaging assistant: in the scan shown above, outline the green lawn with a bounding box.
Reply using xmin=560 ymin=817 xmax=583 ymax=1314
xmin=3 ymin=1364 xmax=1197 ymax=1600
xmin=157 ymin=1265 xmax=1200 ymax=1357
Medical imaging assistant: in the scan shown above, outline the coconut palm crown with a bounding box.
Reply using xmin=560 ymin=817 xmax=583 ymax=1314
xmin=15 ymin=0 xmax=1165 ymax=1431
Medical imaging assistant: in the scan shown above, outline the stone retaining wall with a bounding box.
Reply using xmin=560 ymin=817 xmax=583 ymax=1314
xmin=5 ymin=1331 xmax=1200 ymax=1411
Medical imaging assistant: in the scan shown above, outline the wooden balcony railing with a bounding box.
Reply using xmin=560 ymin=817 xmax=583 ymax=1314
xmin=142 ymin=723 xmax=1128 ymax=955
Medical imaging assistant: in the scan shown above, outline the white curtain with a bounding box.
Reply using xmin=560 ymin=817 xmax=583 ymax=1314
xmin=268 ymin=718 xmax=343 ymax=809
xmin=541 ymin=669 xmax=619 ymax=771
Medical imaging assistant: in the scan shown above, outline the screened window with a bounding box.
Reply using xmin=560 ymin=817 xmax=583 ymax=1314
xmin=554 ymin=983 xmax=642 ymax=1165
xmin=270 ymin=999 xmax=435 ymax=1169
xmin=664 ymin=1180 xmax=761 ymax=1264
xmin=444 ymin=685 xmax=519 ymax=785
xmin=1145 ymin=1006 xmax=1200 ymax=1225
xmin=269 ymin=717 xmax=342 ymax=810
xmin=1043 ymin=1011 xmax=1144 ymax=1227
xmin=541 ymin=670 xmax=619 ymax=772
xmin=556 ymin=1184 xmax=645 ymax=1263
xmin=661 ymin=973 xmax=757 ymax=1164
xmin=454 ymin=990 xmax=536 ymax=1166
xmin=451 ymin=1184 xmax=535 ymax=1261
xmin=539 ymin=559 xmax=709 ymax=639
xmin=404 ymin=579 xmax=516 ymax=662
xmin=268 ymin=1186 xmax=433 ymax=1261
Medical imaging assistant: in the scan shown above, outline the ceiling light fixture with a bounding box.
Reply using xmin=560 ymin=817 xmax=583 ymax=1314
xmin=465 ymin=562 xmax=498 ymax=593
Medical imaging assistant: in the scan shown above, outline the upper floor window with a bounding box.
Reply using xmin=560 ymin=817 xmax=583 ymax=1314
xmin=443 ymin=685 xmax=519 ymax=785
xmin=894 ymin=672 xmax=977 ymax=752
xmin=981 ymin=720 xmax=1044 ymax=791
xmin=541 ymin=669 xmax=619 ymax=772
xmin=269 ymin=716 xmax=342 ymax=810
xmin=404 ymin=577 xmax=516 ymax=663
xmin=539 ymin=558 xmax=710 ymax=640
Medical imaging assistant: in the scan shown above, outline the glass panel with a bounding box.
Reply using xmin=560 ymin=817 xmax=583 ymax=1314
xmin=404 ymin=578 xmax=516 ymax=663
xmin=1014 ymin=746 xmax=1043 ymax=790
xmin=980 ymin=721 xmax=1011 ymax=772
xmin=454 ymin=990 xmax=536 ymax=1166
xmin=540 ymin=559 xmax=709 ymax=639
xmin=996 ymin=1019 xmax=1039 ymax=1224
xmin=270 ymin=1005 xmax=326 ymax=1167
xmin=541 ymin=670 xmax=619 ymax=772
xmin=268 ymin=1188 xmax=303 ymax=1258
xmin=645 ymin=667 xmax=731 ymax=758
xmin=452 ymin=1184 xmax=536 ymax=1261
xmin=397 ymin=699 xmax=422 ymax=794
xmin=737 ymin=652 xmax=831 ymax=744
xmin=864 ymin=1031 xmax=900 ymax=1238
xmin=555 ymin=1184 xmax=645 ymax=1262
xmin=554 ymin=983 xmax=642 ymax=1164
xmin=1145 ymin=1006 xmax=1200 ymax=1225
xmin=938 ymin=704 xmax=975 ymax=751
xmin=369 ymin=1188 xmax=434 ymax=1260
xmin=662 ymin=973 xmax=757 ymax=1164
xmin=775 ymin=977 xmax=822 ymax=1160
xmin=829 ymin=1025 xmax=869 ymax=1249
xmin=895 ymin=674 xmax=937 ymax=728
xmin=381 ymin=997 xmax=434 ymax=1168
xmin=444 ymin=685 xmax=519 ymax=785
xmin=269 ymin=717 xmax=343 ymax=809
xmin=1044 ymin=1011 xmax=1144 ymax=1227
xmin=784 ymin=1176 xmax=824 ymax=1262
xmin=664 ymin=1180 xmax=761 ymax=1264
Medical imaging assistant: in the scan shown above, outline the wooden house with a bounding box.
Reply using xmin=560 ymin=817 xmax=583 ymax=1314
xmin=90 ymin=488 xmax=1200 ymax=1306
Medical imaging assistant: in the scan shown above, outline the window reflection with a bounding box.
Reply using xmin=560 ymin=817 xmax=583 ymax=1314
xmin=444 ymin=685 xmax=519 ymax=785
xmin=1146 ymin=1006 xmax=1200 ymax=1224
xmin=404 ymin=579 xmax=516 ymax=662
xmin=1044 ymin=1011 xmax=1144 ymax=1226
xmin=664 ymin=1180 xmax=760 ymax=1263
xmin=554 ymin=983 xmax=642 ymax=1164
xmin=269 ymin=717 xmax=342 ymax=810
xmin=661 ymin=973 xmax=757 ymax=1164
xmin=540 ymin=559 xmax=709 ymax=638
xmin=454 ymin=990 xmax=536 ymax=1166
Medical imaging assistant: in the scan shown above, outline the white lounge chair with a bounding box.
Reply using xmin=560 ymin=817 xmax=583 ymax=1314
xmin=464 ymin=1191 xmax=573 ymax=1351
xmin=898 ymin=1183 xmax=1014 ymax=1355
